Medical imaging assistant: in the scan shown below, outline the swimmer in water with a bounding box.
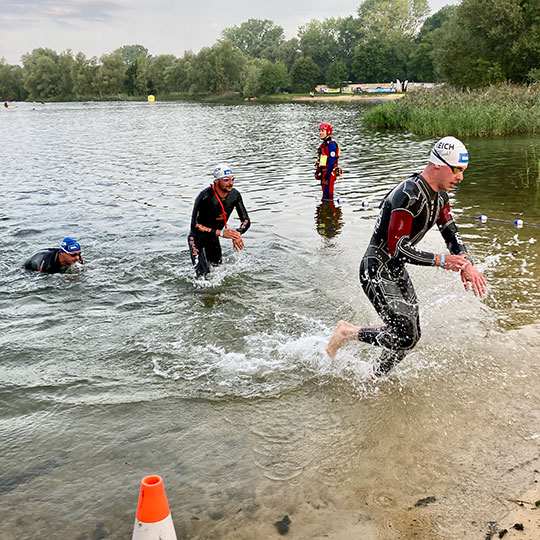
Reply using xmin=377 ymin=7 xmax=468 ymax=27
xmin=188 ymin=164 xmax=251 ymax=277
xmin=22 ymin=237 xmax=83 ymax=273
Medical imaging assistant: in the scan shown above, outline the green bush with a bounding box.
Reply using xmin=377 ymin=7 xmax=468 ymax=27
xmin=362 ymin=83 xmax=540 ymax=137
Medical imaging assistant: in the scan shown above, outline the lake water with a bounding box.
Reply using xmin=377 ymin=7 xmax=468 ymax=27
xmin=1 ymin=100 xmax=540 ymax=540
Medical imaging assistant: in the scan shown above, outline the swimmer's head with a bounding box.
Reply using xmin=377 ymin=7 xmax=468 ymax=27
xmin=429 ymin=137 xmax=468 ymax=168
xmin=212 ymin=164 xmax=234 ymax=180
xmin=60 ymin=237 xmax=81 ymax=254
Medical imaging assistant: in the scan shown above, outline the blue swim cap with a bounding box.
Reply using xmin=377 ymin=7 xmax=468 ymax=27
xmin=60 ymin=237 xmax=81 ymax=253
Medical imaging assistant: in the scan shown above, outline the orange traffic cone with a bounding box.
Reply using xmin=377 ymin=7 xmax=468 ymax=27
xmin=132 ymin=475 xmax=177 ymax=540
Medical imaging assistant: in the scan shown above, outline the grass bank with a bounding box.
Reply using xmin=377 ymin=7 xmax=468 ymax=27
xmin=362 ymin=83 xmax=540 ymax=137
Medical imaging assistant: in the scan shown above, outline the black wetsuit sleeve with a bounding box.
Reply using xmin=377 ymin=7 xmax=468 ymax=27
xmin=234 ymin=193 xmax=251 ymax=234
xmin=22 ymin=249 xmax=62 ymax=273
xmin=436 ymin=192 xmax=471 ymax=261
xmin=190 ymin=189 xmax=219 ymax=239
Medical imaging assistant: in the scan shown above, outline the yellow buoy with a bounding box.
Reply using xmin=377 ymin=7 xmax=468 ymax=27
xmin=147 ymin=95 xmax=155 ymax=103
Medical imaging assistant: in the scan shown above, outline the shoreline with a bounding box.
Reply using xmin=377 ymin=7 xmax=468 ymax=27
xmin=287 ymin=93 xmax=406 ymax=102
xmin=7 ymin=92 xmax=407 ymax=105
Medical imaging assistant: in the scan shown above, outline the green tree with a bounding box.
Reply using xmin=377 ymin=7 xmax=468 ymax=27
xmin=165 ymin=52 xmax=196 ymax=92
xmin=190 ymin=41 xmax=246 ymax=93
xmin=407 ymin=6 xmax=457 ymax=81
xmin=57 ymin=50 xmax=75 ymax=98
xmin=259 ymin=60 xmax=290 ymax=94
xmin=114 ymin=44 xmax=149 ymax=65
xmin=290 ymin=56 xmax=321 ymax=92
xmin=0 ymin=59 xmax=28 ymax=100
xmin=326 ymin=61 xmax=349 ymax=89
xmin=433 ymin=0 xmax=540 ymax=87
xmin=335 ymin=16 xmax=364 ymax=71
xmin=22 ymin=48 xmax=61 ymax=99
xmin=353 ymin=31 xmax=414 ymax=82
xmin=135 ymin=53 xmax=150 ymax=95
xmin=222 ymin=19 xmax=284 ymax=59
xmin=148 ymin=54 xmax=176 ymax=94
xmin=71 ymin=52 xmax=99 ymax=96
xmin=97 ymin=52 xmax=126 ymax=96
xmin=357 ymin=0 xmax=429 ymax=38
xmin=240 ymin=59 xmax=264 ymax=97
xmin=297 ymin=19 xmax=340 ymax=75
xmin=276 ymin=38 xmax=300 ymax=71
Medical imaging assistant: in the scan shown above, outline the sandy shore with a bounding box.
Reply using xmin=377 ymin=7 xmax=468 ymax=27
xmin=487 ymin=468 xmax=540 ymax=539
xmin=291 ymin=93 xmax=406 ymax=102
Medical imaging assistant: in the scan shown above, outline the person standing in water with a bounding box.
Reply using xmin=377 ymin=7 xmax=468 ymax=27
xmin=326 ymin=136 xmax=487 ymax=376
xmin=315 ymin=123 xmax=341 ymax=200
xmin=188 ymin=164 xmax=251 ymax=277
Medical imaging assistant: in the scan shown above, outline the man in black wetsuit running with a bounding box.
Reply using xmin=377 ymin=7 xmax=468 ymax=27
xmin=188 ymin=164 xmax=251 ymax=277
xmin=326 ymin=136 xmax=487 ymax=376
xmin=22 ymin=237 xmax=83 ymax=273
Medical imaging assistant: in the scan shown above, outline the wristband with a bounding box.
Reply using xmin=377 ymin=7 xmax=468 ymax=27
xmin=440 ymin=254 xmax=445 ymax=268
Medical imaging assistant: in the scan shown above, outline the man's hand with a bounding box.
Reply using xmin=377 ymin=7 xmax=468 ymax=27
xmin=443 ymin=253 xmax=471 ymax=272
xmin=460 ymin=263 xmax=487 ymax=297
xmin=221 ymin=229 xmax=244 ymax=252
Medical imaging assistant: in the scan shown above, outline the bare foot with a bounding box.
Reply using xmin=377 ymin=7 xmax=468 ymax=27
xmin=326 ymin=320 xmax=361 ymax=358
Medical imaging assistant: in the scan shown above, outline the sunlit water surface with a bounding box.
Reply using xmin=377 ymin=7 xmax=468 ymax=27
xmin=1 ymin=101 xmax=540 ymax=540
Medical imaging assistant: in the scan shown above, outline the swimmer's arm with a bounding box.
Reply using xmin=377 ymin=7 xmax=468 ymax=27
xmin=437 ymin=201 xmax=472 ymax=262
xmin=234 ymin=194 xmax=251 ymax=234
xmin=388 ymin=209 xmax=437 ymax=266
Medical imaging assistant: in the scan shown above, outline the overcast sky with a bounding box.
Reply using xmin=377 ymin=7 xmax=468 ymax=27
xmin=0 ymin=0 xmax=459 ymax=65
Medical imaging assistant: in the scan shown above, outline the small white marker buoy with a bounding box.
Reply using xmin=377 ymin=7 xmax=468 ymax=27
xmin=478 ymin=215 xmax=488 ymax=223
xmin=514 ymin=219 xmax=524 ymax=228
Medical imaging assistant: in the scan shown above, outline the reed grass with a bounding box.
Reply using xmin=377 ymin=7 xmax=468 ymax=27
xmin=362 ymin=83 xmax=540 ymax=137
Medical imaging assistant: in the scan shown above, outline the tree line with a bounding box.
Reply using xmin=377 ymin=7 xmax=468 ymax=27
xmin=1 ymin=0 xmax=539 ymax=101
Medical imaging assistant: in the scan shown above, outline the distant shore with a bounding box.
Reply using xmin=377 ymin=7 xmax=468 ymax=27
xmin=288 ymin=93 xmax=406 ymax=102
xmin=6 ymin=92 xmax=407 ymax=105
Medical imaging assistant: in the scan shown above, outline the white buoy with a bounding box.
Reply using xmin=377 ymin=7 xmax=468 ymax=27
xmin=514 ymin=219 xmax=524 ymax=229
xmin=478 ymin=215 xmax=488 ymax=224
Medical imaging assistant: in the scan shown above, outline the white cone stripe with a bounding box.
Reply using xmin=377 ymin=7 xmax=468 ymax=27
xmin=132 ymin=513 xmax=177 ymax=540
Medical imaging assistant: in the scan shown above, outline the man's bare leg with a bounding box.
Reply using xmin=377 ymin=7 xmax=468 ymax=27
xmin=326 ymin=320 xmax=363 ymax=358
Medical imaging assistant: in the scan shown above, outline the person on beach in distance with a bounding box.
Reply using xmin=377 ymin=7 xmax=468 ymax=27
xmin=188 ymin=164 xmax=251 ymax=277
xmin=315 ymin=122 xmax=341 ymax=200
xmin=22 ymin=237 xmax=83 ymax=273
xmin=326 ymin=136 xmax=487 ymax=376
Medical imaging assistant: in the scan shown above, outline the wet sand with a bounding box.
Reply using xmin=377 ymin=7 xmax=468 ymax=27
xmin=490 ymin=470 xmax=540 ymax=539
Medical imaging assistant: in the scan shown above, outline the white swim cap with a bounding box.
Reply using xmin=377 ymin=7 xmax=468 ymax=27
xmin=212 ymin=164 xmax=234 ymax=179
xmin=429 ymin=136 xmax=469 ymax=168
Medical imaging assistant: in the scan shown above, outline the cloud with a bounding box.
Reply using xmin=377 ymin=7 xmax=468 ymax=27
xmin=0 ymin=0 xmax=122 ymax=21
xmin=45 ymin=1 xmax=123 ymax=22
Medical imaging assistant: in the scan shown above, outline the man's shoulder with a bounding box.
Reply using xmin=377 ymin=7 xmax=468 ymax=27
xmin=32 ymin=248 xmax=58 ymax=259
xmin=389 ymin=175 xmax=425 ymax=207
xmin=195 ymin=186 xmax=214 ymax=200
xmin=23 ymin=248 xmax=58 ymax=270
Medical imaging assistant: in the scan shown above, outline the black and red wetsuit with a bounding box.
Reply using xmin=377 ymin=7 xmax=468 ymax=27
xmin=359 ymin=173 xmax=472 ymax=375
xmin=315 ymin=137 xmax=340 ymax=200
xmin=188 ymin=185 xmax=250 ymax=277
